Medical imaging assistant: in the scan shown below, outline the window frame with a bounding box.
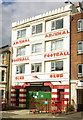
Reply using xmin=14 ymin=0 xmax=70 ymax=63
xmin=31 ymin=63 xmax=42 ymax=73
xmin=78 ymin=19 xmax=83 ymax=32
xmin=17 ymin=29 xmax=26 ymax=39
xmin=51 ymin=61 xmax=63 ymax=71
xmin=78 ymin=41 xmax=83 ymax=54
xmin=32 ymin=23 xmax=43 ymax=35
xmin=51 ymin=39 xmax=63 ymax=51
xmin=1 ymin=70 xmax=5 ymax=81
xmin=17 ymin=46 xmax=26 ymax=57
xmin=16 ymin=64 xmax=25 ymax=74
xmin=78 ymin=64 xmax=83 ymax=76
xmin=32 ymin=43 xmax=42 ymax=53
xmin=51 ymin=19 xmax=63 ymax=31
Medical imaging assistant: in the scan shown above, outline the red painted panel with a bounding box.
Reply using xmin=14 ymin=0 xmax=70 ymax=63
xmin=11 ymin=101 xmax=16 ymax=103
xmin=19 ymin=92 xmax=26 ymax=94
xmin=19 ymin=101 xmax=26 ymax=104
xmin=11 ymin=92 xmax=16 ymax=94
xmin=53 ymin=85 xmax=69 ymax=89
xmin=19 ymin=97 xmax=26 ymax=99
xmin=52 ymin=92 xmax=57 ymax=95
xmin=11 ymin=96 xmax=16 ymax=99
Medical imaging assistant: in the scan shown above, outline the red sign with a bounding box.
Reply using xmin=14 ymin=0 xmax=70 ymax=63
xmin=12 ymin=57 xmax=29 ymax=62
xmin=13 ymin=38 xmax=30 ymax=45
xmin=15 ymin=76 xmax=24 ymax=80
xmin=50 ymin=74 xmax=63 ymax=78
xmin=45 ymin=30 xmax=70 ymax=38
xmin=44 ymin=51 xmax=69 ymax=58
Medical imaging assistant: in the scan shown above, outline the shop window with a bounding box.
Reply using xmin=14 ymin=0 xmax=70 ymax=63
xmin=16 ymin=65 xmax=25 ymax=74
xmin=32 ymin=23 xmax=42 ymax=34
xmin=78 ymin=64 xmax=83 ymax=77
xmin=78 ymin=41 xmax=83 ymax=54
xmin=78 ymin=19 xmax=83 ymax=32
xmin=31 ymin=63 xmax=42 ymax=73
xmin=1 ymin=70 xmax=5 ymax=81
xmin=51 ymin=39 xmax=63 ymax=51
xmin=32 ymin=43 xmax=42 ymax=53
xmin=51 ymin=19 xmax=63 ymax=30
xmin=51 ymin=61 xmax=63 ymax=71
xmin=17 ymin=29 xmax=26 ymax=38
xmin=17 ymin=47 xmax=25 ymax=56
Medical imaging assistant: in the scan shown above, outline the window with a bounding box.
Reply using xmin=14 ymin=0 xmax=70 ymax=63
xmin=32 ymin=23 xmax=42 ymax=34
xmin=1 ymin=70 xmax=5 ymax=81
xmin=78 ymin=41 xmax=83 ymax=54
xmin=51 ymin=19 xmax=63 ymax=30
xmin=78 ymin=19 xmax=83 ymax=32
xmin=2 ymin=54 xmax=6 ymax=64
xmin=16 ymin=65 xmax=25 ymax=74
xmin=51 ymin=61 xmax=63 ymax=71
xmin=17 ymin=29 xmax=26 ymax=38
xmin=31 ymin=63 xmax=42 ymax=73
xmin=1 ymin=90 xmax=4 ymax=99
xmin=51 ymin=39 xmax=63 ymax=51
xmin=78 ymin=64 xmax=83 ymax=76
xmin=32 ymin=43 xmax=42 ymax=53
xmin=17 ymin=47 xmax=25 ymax=56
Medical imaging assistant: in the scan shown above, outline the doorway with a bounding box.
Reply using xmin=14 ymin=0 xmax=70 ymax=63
xmin=16 ymin=89 xmax=19 ymax=106
xmin=77 ymin=89 xmax=83 ymax=111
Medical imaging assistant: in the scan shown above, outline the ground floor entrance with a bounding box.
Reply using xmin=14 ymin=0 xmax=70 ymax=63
xmin=26 ymin=86 xmax=51 ymax=109
xmin=77 ymin=89 xmax=83 ymax=111
xmin=11 ymin=83 xmax=69 ymax=111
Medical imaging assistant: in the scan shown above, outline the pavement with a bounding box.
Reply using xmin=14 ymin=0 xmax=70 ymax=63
xmin=0 ymin=109 xmax=83 ymax=120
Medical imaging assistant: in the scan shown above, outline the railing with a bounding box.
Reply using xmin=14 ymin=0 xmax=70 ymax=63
xmin=29 ymin=98 xmax=69 ymax=114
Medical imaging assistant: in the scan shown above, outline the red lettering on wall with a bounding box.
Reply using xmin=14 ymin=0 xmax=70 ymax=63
xmin=15 ymin=76 xmax=24 ymax=80
xmin=45 ymin=29 xmax=69 ymax=38
xmin=44 ymin=51 xmax=69 ymax=58
xmin=13 ymin=38 xmax=29 ymax=46
xmin=12 ymin=57 xmax=29 ymax=63
xmin=50 ymin=74 xmax=63 ymax=78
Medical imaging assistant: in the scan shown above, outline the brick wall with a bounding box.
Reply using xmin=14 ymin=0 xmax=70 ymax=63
xmin=70 ymin=13 xmax=83 ymax=80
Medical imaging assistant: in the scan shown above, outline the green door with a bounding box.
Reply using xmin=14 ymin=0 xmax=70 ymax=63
xmin=26 ymin=90 xmax=51 ymax=109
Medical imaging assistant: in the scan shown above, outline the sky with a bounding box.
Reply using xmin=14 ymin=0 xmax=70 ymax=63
xmin=0 ymin=0 xmax=83 ymax=47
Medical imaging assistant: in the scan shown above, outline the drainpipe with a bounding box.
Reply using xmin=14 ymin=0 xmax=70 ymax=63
xmin=69 ymin=16 xmax=74 ymax=104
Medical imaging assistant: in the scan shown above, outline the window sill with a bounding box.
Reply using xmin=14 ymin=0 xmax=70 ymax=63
xmin=78 ymin=74 xmax=83 ymax=77
xmin=77 ymin=30 xmax=83 ymax=33
xmin=77 ymin=51 xmax=83 ymax=55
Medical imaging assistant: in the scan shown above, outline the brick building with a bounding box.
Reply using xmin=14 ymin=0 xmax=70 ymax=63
xmin=70 ymin=3 xmax=83 ymax=111
xmin=0 ymin=45 xmax=12 ymax=109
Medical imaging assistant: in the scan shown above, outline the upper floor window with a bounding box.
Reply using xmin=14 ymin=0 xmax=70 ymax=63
xmin=78 ymin=19 xmax=83 ymax=32
xmin=17 ymin=29 xmax=26 ymax=38
xmin=51 ymin=19 xmax=63 ymax=30
xmin=16 ymin=65 xmax=25 ymax=74
xmin=32 ymin=23 xmax=42 ymax=34
xmin=78 ymin=41 xmax=83 ymax=54
xmin=17 ymin=47 xmax=25 ymax=56
xmin=51 ymin=39 xmax=63 ymax=51
xmin=2 ymin=54 xmax=6 ymax=64
xmin=78 ymin=64 xmax=83 ymax=76
xmin=51 ymin=61 xmax=63 ymax=71
xmin=31 ymin=63 xmax=42 ymax=73
xmin=32 ymin=43 xmax=42 ymax=53
xmin=1 ymin=70 xmax=5 ymax=81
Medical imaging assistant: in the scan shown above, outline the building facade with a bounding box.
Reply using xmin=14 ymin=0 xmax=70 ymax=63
xmin=70 ymin=9 xmax=83 ymax=111
xmin=0 ymin=45 xmax=12 ymax=109
xmin=11 ymin=3 xmax=80 ymax=110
